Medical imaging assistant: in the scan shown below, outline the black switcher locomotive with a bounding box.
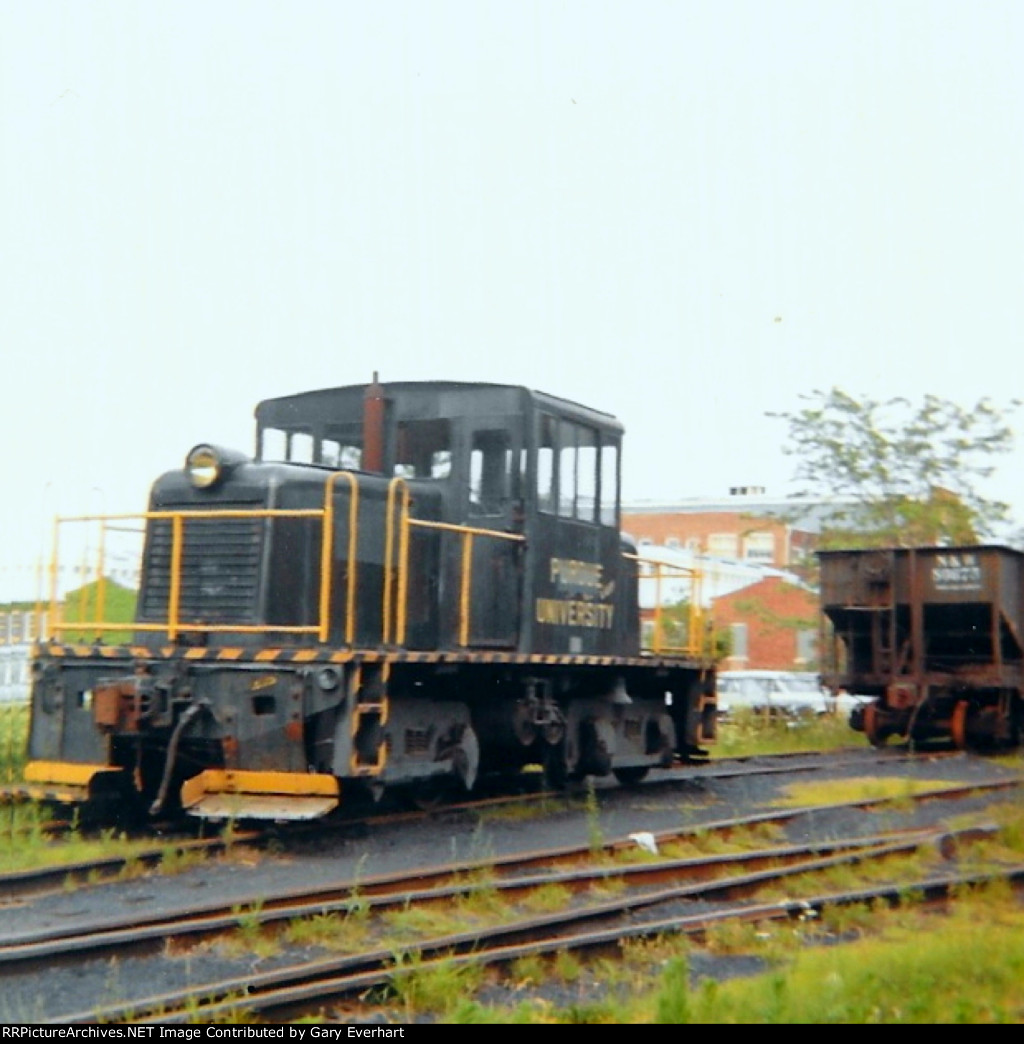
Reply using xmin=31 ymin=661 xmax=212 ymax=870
xmin=25 ymin=378 xmax=717 ymax=821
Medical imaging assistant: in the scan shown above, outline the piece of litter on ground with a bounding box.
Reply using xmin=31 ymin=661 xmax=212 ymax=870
xmin=628 ymin=831 xmax=659 ymax=854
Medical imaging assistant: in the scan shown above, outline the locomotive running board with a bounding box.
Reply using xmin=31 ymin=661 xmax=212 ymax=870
xmin=180 ymin=769 xmax=340 ymax=821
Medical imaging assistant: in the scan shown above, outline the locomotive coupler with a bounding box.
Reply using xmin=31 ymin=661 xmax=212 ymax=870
xmin=91 ymin=666 xmax=186 ymax=734
xmin=517 ymin=679 xmax=567 ymax=746
xmin=92 ymin=674 xmax=159 ymax=734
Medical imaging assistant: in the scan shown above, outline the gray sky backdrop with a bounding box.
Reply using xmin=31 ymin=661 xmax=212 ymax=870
xmin=2 ymin=0 xmax=1022 ymax=599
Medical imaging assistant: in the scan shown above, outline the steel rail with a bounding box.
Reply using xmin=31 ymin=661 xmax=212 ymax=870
xmin=0 ymin=823 xmax=956 ymax=964
xmin=57 ymin=827 xmax=1023 ymax=1025
xmin=0 ymin=748 xmax=1009 ymax=900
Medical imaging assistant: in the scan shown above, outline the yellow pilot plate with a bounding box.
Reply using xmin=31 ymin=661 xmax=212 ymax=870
xmin=180 ymin=769 xmax=340 ymax=822
xmin=23 ymin=761 xmax=119 ymax=787
xmin=12 ymin=783 xmax=93 ymax=806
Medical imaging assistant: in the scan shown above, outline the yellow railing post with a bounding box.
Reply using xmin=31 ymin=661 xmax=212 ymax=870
xmin=168 ymin=514 xmax=184 ymax=642
xmin=318 ymin=477 xmax=335 ymax=644
xmin=383 ymin=478 xmax=409 ymax=645
xmin=95 ymin=515 xmax=107 ymax=624
xmin=48 ymin=518 xmax=60 ymax=639
xmin=396 ymin=489 xmax=412 ymax=646
xmin=628 ymin=552 xmax=711 ymax=657
xmin=344 ymin=475 xmax=359 ymax=645
xmin=653 ymin=564 xmax=664 ymax=652
xmin=459 ymin=532 xmax=474 ymax=647
xmin=318 ymin=470 xmax=361 ymax=646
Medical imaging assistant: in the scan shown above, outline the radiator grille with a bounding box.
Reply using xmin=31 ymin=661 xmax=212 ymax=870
xmin=404 ymin=729 xmax=432 ymax=756
xmin=139 ymin=512 xmax=264 ymax=624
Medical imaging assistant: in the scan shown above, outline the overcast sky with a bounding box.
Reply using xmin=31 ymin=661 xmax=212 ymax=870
xmin=2 ymin=0 xmax=1022 ymax=599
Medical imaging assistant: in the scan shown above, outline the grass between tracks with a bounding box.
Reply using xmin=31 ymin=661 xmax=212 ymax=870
xmin=375 ymin=799 xmax=1024 ymax=1024
xmin=714 ymin=707 xmax=865 ymax=758
xmin=193 ymin=791 xmax=1024 ymax=1025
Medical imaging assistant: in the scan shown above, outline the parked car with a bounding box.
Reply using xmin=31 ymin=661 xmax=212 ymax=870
xmin=826 ymin=688 xmax=874 ymax=721
xmin=716 ymin=671 xmax=831 ymax=720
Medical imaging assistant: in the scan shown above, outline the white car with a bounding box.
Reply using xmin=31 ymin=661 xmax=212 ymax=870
xmin=716 ymin=671 xmax=831 ymax=719
xmin=826 ymin=689 xmax=874 ymax=720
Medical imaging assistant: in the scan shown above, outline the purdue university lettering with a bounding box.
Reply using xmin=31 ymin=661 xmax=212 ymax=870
xmin=535 ymin=598 xmax=615 ymax=629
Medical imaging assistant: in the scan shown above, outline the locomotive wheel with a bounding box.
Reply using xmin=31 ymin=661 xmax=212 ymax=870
xmin=950 ymin=700 xmax=970 ymax=751
xmin=612 ymin=766 xmax=649 ymax=786
xmin=542 ymin=742 xmax=569 ymax=791
xmin=452 ymin=725 xmax=480 ymax=792
xmin=409 ymin=778 xmax=455 ymax=812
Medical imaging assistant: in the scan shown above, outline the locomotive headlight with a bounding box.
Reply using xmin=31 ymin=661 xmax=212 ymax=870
xmin=185 ymin=443 xmax=248 ymax=489
xmin=186 ymin=444 xmax=223 ymax=489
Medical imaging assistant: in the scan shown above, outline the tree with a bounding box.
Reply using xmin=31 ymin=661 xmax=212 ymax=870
xmin=771 ymin=388 xmax=1019 ymax=549
xmin=648 ymin=598 xmax=732 ymax=661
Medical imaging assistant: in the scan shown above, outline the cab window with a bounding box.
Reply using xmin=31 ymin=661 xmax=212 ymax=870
xmin=470 ymin=430 xmax=512 ymax=516
xmin=537 ymin=415 xmax=557 ymax=513
xmin=394 ymin=419 xmax=451 ymax=479
xmin=536 ymin=414 xmax=618 ymax=526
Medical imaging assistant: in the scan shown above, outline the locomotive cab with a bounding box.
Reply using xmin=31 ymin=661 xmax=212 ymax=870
xmin=25 ymin=378 xmax=716 ymax=823
xmin=250 ymin=377 xmax=635 ymax=656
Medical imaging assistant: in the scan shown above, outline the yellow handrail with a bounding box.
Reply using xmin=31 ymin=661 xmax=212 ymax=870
xmin=46 ymin=500 xmax=528 ymax=654
xmin=403 ymin=517 xmax=524 ymax=647
xmin=48 ymin=508 xmax=325 ymax=642
xmin=168 ymin=514 xmax=184 ymax=640
xmin=318 ymin=471 xmax=360 ymax=644
xmin=382 ymin=478 xmax=410 ymax=645
xmin=626 ymin=553 xmax=715 ymax=658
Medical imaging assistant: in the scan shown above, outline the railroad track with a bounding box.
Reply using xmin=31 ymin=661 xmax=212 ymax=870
xmin=50 ymin=819 xmax=1024 ymax=1024
xmin=0 ymin=747 xmax=965 ymax=900
xmin=4 ymin=772 xmax=1020 ymax=1023
xmin=126 ymin=863 xmax=1024 ymax=1024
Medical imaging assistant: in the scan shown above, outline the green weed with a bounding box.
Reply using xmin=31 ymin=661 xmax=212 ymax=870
xmin=552 ymin=949 xmax=583 ymax=983
xmin=519 ymin=882 xmax=573 ymax=913
xmin=655 ymin=955 xmax=691 ymax=1023
xmin=388 ymin=953 xmax=485 ymax=1020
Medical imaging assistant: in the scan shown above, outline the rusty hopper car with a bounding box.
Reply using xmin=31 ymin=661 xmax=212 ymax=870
xmin=24 ymin=378 xmax=717 ymax=822
xmin=819 ymin=545 xmax=1024 ymax=749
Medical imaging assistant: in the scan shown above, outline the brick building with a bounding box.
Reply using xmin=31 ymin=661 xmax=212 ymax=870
xmin=622 ymin=489 xmax=836 ymax=575
xmin=623 ymin=490 xmax=836 ymax=671
xmin=711 ymin=575 xmax=819 ymax=671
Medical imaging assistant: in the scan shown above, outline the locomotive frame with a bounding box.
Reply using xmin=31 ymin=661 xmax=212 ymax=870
xmin=25 ymin=378 xmax=718 ymax=821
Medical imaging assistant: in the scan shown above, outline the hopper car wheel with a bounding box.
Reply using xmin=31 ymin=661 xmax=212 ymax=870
xmin=950 ymin=700 xmax=970 ymax=751
xmin=863 ymin=702 xmax=887 ymax=748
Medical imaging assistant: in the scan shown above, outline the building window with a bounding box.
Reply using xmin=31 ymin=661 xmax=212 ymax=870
xmin=707 ymin=533 xmax=739 ymax=559
xmin=730 ymin=622 xmax=748 ymax=660
xmin=743 ymin=531 xmax=775 ymax=564
xmin=796 ymin=628 xmax=817 ymax=664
